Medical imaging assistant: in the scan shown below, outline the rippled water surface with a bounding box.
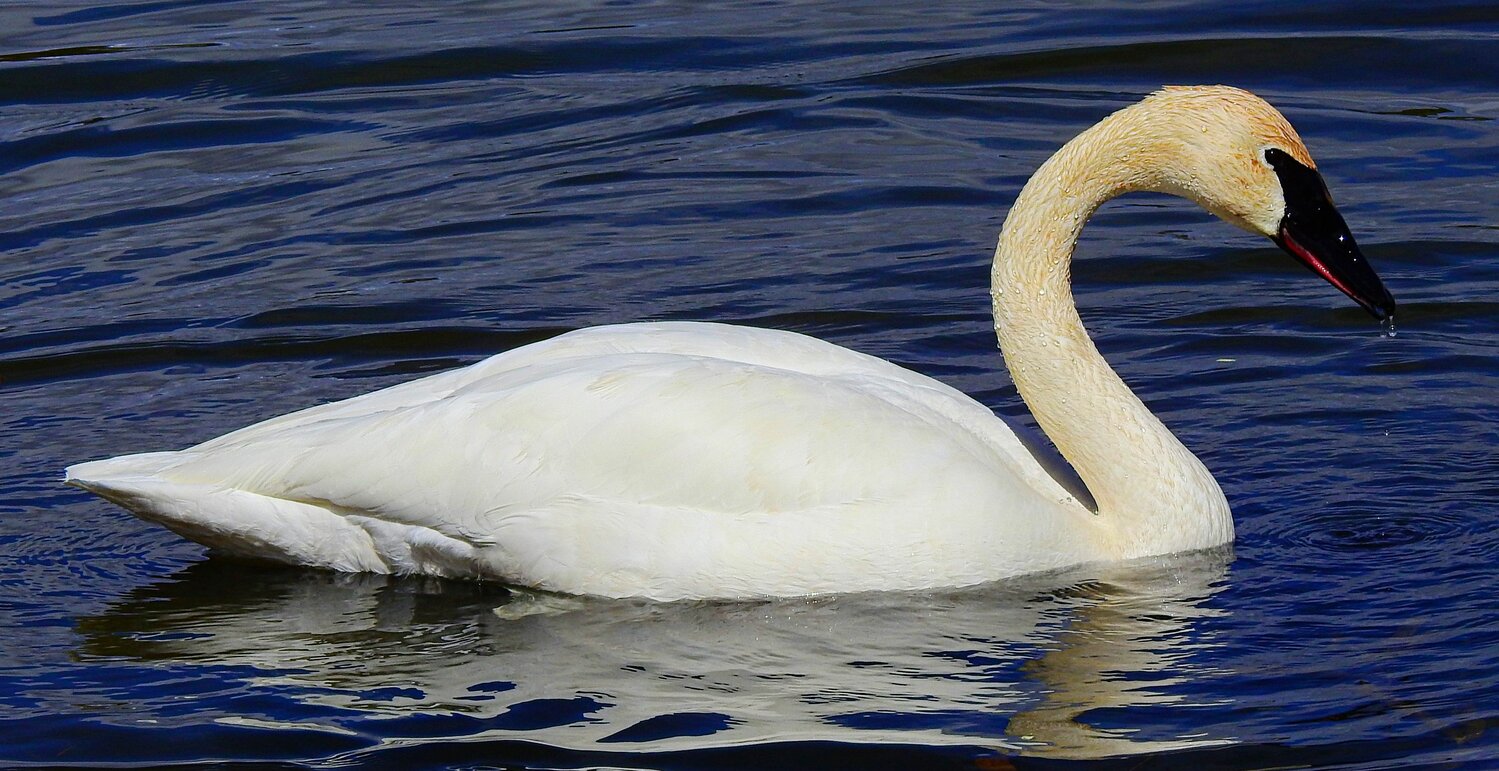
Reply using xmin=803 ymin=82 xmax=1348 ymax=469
xmin=3 ymin=1 xmax=1496 ymax=768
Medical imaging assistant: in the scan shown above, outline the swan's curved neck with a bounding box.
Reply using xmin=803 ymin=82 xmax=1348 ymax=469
xmin=991 ymin=109 xmax=1232 ymax=555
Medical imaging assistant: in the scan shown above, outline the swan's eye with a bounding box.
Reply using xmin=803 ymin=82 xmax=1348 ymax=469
xmin=1263 ymin=147 xmax=1331 ymax=208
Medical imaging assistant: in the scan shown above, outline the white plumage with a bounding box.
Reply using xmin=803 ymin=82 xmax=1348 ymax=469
xmin=68 ymin=86 xmax=1388 ymax=599
xmin=68 ymin=322 xmax=1094 ymax=598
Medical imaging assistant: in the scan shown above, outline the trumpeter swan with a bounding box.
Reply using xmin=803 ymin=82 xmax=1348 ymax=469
xmin=66 ymin=86 xmax=1395 ymax=600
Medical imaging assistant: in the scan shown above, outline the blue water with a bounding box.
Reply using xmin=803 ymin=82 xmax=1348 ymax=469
xmin=3 ymin=1 xmax=1496 ymax=768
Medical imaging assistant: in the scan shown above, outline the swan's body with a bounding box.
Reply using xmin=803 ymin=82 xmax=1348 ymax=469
xmin=68 ymin=323 xmax=1107 ymax=598
xmin=67 ymin=86 xmax=1394 ymax=600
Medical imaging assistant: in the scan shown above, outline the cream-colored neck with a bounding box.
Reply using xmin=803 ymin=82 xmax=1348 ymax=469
xmin=990 ymin=107 xmax=1232 ymax=556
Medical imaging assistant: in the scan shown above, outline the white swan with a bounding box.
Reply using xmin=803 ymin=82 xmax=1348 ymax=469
xmin=66 ymin=86 xmax=1394 ymax=600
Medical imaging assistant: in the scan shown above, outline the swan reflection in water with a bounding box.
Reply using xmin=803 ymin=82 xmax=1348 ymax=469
xmin=73 ymin=551 xmax=1233 ymax=760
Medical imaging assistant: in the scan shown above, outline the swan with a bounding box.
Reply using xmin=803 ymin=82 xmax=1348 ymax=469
xmin=66 ymin=86 xmax=1395 ymax=600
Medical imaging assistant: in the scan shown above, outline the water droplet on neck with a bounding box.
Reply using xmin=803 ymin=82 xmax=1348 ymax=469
xmin=1381 ymin=315 xmax=1397 ymax=338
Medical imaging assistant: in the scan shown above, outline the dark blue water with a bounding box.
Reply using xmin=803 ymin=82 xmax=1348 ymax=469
xmin=2 ymin=1 xmax=1495 ymax=768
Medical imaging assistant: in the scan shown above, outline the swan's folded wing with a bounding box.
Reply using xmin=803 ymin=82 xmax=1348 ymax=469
xmin=66 ymin=322 xmax=1090 ymax=593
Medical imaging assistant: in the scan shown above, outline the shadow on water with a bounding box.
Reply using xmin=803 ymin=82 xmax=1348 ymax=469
xmin=62 ymin=554 xmax=1248 ymax=766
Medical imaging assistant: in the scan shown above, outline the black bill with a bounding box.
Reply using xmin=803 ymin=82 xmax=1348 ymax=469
xmin=1265 ymin=147 xmax=1396 ymax=321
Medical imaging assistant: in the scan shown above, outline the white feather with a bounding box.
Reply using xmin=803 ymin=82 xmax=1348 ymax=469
xmin=69 ymin=323 xmax=1094 ymax=598
xmin=68 ymin=87 xmax=1370 ymax=599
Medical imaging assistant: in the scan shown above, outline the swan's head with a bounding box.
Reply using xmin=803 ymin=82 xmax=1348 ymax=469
xmin=1139 ymin=86 xmax=1396 ymax=320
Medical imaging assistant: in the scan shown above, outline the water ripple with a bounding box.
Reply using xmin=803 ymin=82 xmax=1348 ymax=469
xmin=2 ymin=1 xmax=1496 ymax=768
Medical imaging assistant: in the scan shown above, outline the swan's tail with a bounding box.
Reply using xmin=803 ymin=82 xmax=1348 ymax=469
xmin=64 ymin=453 xmax=393 ymax=572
